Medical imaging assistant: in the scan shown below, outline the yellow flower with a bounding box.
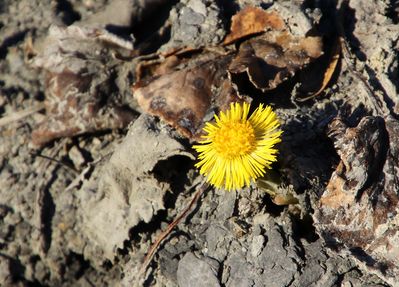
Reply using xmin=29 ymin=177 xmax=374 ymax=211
xmin=193 ymin=102 xmax=282 ymax=191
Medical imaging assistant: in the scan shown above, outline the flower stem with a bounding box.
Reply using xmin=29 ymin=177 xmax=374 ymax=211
xmin=137 ymin=181 xmax=209 ymax=282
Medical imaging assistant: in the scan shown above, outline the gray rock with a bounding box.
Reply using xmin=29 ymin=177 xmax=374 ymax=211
xmin=177 ymin=252 xmax=220 ymax=287
xmin=180 ymin=7 xmax=205 ymax=25
xmin=250 ymin=235 xmax=265 ymax=258
xmin=161 ymin=0 xmax=225 ymax=50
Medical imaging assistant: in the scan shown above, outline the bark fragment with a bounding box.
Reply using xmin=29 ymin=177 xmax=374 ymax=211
xmin=315 ymin=116 xmax=399 ymax=285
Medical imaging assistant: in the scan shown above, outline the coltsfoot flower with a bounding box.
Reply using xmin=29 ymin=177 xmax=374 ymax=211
xmin=193 ymin=102 xmax=282 ymax=191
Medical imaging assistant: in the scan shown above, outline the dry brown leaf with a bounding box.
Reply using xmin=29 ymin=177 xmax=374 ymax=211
xmin=133 ymin=52 xmax=243 ymax=140
xmin=229 ymin=31 xmax=323 ymax=91
xmin=223 ymin=6 xmax=286 ymax=45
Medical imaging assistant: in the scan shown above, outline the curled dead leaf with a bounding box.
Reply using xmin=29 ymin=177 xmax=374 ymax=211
xmin=229 ymin=31 xmax=323 ymax=91
xmin=295 ymin=37 xmax=341 ymax=101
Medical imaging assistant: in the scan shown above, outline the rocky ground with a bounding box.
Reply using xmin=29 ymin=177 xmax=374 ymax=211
xmin=0 ymin=0 xmax=398 ymax=286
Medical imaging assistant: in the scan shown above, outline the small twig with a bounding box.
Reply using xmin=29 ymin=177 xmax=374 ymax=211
xmin=137 ymin=182 xmax=209 ymax=282
xmin=32 ymin=153 xmax=79 ymax=175
xmin=33 ymin=140 xmax=66 ymax=256
xmin=0 ymin=103 xmax=45 ymax=127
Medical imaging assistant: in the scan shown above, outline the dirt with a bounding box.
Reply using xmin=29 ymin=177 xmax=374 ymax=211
xmin=0 ymin=0 xmax=398 ymax=286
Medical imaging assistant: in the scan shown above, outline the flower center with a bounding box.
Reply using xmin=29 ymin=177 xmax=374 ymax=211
xmin=213 ymin=121 xmax=256 ymax=159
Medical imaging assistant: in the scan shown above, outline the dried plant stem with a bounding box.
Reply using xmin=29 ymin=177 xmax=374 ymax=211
xmin=0 ymin=103 xmax=45 ymax=127
xmin=33 ymin=153 xmax=79 ymax=174
xmin=138 ymin=182 xmax=208 ymax=280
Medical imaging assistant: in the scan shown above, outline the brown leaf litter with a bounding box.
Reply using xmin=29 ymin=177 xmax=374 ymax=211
xmin=30 ymin=6 xmax=323 ymax=144
xmin=133 ymin=6 xmax=323 ymax=140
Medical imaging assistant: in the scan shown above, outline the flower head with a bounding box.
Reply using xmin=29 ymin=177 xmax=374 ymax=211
xmin=193 ymin=102 xmax=282 ymax=191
